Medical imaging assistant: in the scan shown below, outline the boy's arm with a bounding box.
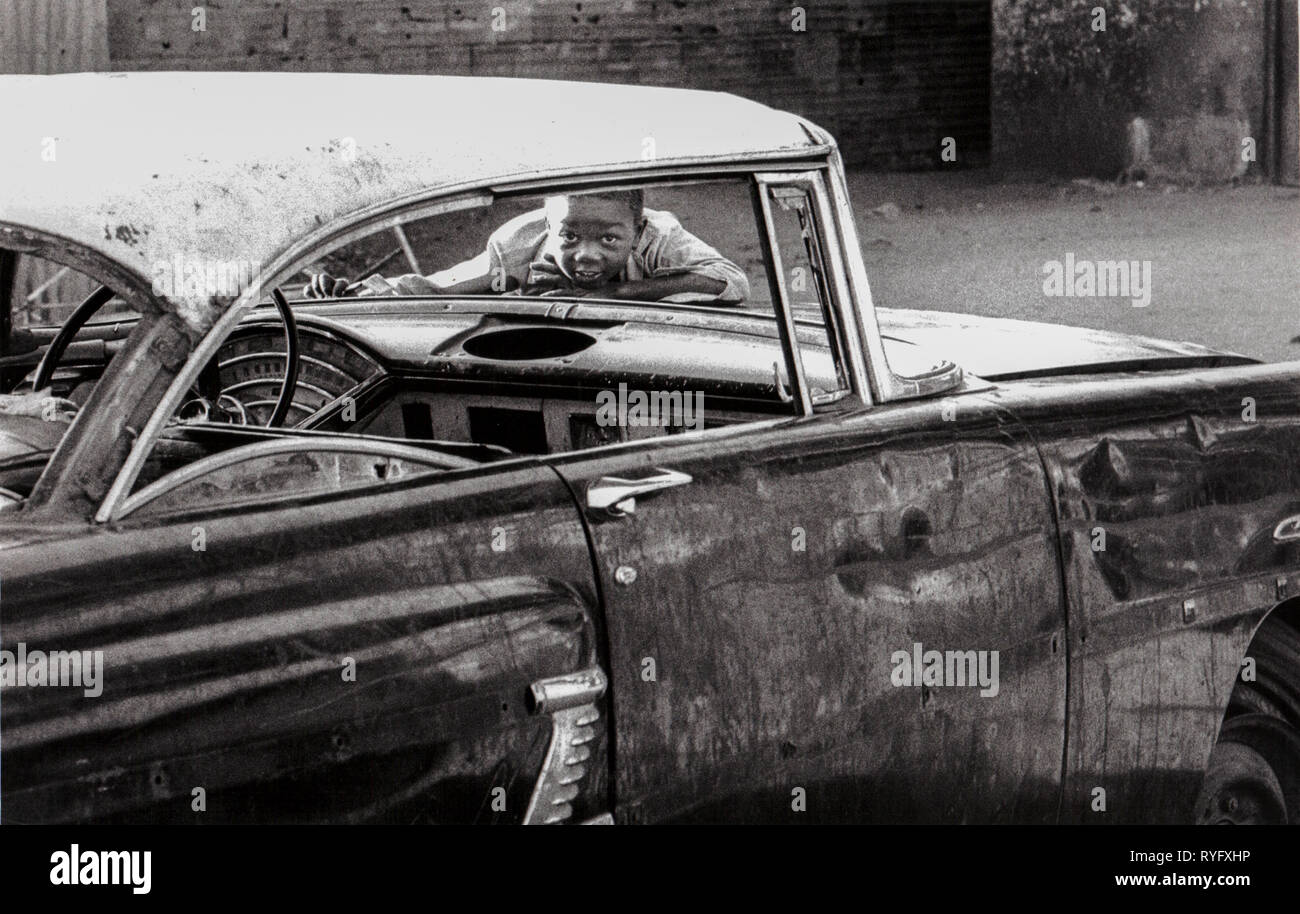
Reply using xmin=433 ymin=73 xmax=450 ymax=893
xmin=305 ymin=210 xmax=543 ymax=298
xmin=384 ymin=251 xmax=497 ymax=295
xmin=389 ymin=210 xmax=547 ymax=294
xmin=595 ymin=271 xmax=730 ymax=302
xmin=623 ymin=217 xmax=750 ymax=304
xmin=305 ymin=252 xmax=498 ymax=298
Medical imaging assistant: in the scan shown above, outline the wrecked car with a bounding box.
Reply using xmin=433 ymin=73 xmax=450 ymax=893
xmin=1 ymin=73 xmax=1298 ymax=824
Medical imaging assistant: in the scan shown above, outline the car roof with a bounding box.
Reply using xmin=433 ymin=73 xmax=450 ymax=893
xmin=0 ymin=72 xmax=824 ymax=333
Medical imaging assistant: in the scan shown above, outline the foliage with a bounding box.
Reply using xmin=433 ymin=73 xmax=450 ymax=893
xmin=993 ymin=0 xmax=1205 ymax=104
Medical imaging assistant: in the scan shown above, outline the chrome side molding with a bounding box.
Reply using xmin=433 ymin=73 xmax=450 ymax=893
xmin=528 ymin=667 xmax=607 ymax=716
xmin=523 ymin=667 xmax=608 ymax=825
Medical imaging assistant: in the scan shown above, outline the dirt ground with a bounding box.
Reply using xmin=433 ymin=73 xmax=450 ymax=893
xmin=841 ymin=170 xmax=1300 ymax=364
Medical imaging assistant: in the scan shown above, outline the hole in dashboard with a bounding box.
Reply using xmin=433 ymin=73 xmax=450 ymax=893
xmin=461 ymin=327 xmax=597 ymax=361
xmin=467 ymin=407 xmax=548 ymax=454
xmin=400 ymin=402 xmax=435 ymax=440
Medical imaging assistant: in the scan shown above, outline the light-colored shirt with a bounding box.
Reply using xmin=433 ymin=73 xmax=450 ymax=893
xmin=377 ymin=207 xmax=749 ymax=303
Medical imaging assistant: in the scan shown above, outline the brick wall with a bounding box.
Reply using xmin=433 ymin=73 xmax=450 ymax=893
xmin=104 ymin=0 xmax=991 ymax=169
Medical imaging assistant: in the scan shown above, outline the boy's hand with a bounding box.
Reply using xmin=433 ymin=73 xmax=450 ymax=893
xmin=302 ymin=272 xmax=353 ymax=299
xmin=522 ymin=254 xmax=574 ymax=295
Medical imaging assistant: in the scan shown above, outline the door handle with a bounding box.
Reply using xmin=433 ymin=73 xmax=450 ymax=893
xmin=1274 ymin=515 xmax=1300 ymax=543
xmin=772 ymin=361 xmax=794 ymax=404
xmin=586 ymin=468 xmax=692 ymax=516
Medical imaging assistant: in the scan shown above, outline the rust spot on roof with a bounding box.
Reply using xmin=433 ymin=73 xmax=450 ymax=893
xmin=112 ymin=224 xmax=144 ymax=245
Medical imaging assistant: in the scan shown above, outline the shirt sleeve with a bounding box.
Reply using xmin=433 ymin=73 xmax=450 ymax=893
xmin=484 ymin=210 xmax=549 ymax=292
xmin=639 ymin=210 xmax=751 ymax=303
xmin=379 ymin=273 xmax=436 ymax=295
xmin=374 ymin=210 xmax=549 ymax=295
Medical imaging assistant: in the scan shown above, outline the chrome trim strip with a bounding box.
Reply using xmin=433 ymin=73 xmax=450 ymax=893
xmin=529 ymin=667 xmax=608 ymax=716
xmin=217 ymin=350 xmax=290 ymax=369
xmin=821 ymin=146 xmax=962 ymax=402
xmin=808 ymin=170 xmax=872 ymax=405
xmin=754 ymin=174 xmax=814 ymax=417
xmin=117 ymin=435 xmax=476 ymax=519
xmin=491 ymin=153 xmax=830 ymax=195
xmin=524 ymin=667 xmax=608 ymax=825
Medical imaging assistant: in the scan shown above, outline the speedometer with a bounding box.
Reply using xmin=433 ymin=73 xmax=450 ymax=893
xmin=217 ymin=325 xmax=383 ymax=426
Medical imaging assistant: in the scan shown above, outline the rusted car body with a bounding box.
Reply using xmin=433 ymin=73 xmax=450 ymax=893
xmin=1 ymin=73 xmax=1298 ymax=824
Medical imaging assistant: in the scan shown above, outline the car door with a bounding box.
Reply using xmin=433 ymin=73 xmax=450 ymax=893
xmin=547 ymin=174 xmax=1069 ymax=823
xmin=0 ymin=442 xmax=609 ymax=825
xmin=0 ymin=251 xmax=131 ymax=395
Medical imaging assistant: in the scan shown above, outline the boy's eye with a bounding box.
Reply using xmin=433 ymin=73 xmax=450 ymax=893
xmin=602 ymin=235 xmax=620 ymax=244
xmin=559 ymin=230 xmax=578 ymax=242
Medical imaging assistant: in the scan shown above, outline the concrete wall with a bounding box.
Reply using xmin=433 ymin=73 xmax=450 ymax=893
xmin=993 ymin=0 xmax=1276 ymax=182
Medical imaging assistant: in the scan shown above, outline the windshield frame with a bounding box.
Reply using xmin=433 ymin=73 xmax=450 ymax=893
xmin=93 ymin=159 xmax=844 ymax=523
xmin=0 ymin=224 xmax=188 ymax=522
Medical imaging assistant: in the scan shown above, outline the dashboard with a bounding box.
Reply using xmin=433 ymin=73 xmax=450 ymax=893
xmin=4 ymin=299 xmax=821 ymax=503
xmin=217 ymin=305 xmax=800 ymax=457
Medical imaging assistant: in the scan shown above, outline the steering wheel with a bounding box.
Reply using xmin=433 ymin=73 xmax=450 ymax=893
xmin=33 ymin=285 xmax=301 ymax=428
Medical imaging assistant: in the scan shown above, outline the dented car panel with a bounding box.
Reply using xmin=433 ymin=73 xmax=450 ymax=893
xmin=1 ymin=462 xmax=606 ymax=823
xmin=974 ymin=364 xmax=1300 ymax=822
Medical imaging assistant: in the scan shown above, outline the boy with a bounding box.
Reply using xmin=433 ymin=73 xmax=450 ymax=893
xmin=304 ymin=189 xmax=748 ymax=304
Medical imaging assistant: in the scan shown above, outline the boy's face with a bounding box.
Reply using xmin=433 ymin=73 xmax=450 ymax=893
xmin=545 ymin=195 xmax=640 ymax=289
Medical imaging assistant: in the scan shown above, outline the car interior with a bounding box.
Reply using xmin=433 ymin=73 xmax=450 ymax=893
xmin=0 ymin=176 xmax=850 ymax=517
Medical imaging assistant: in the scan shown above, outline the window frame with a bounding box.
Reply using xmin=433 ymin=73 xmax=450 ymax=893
xmin=753 ymin=171 xmax=863 ymax=410
xmin=97 ymin=162 xmax=867 ymax=524
xmin=119 ymin=434 xmax=478 ymax=520
xmin=817 ymin=146 xmax=963 ymax=403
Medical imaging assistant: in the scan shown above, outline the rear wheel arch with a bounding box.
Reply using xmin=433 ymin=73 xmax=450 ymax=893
xmin=1195 ymin=598 xmax=1300 ymax=824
